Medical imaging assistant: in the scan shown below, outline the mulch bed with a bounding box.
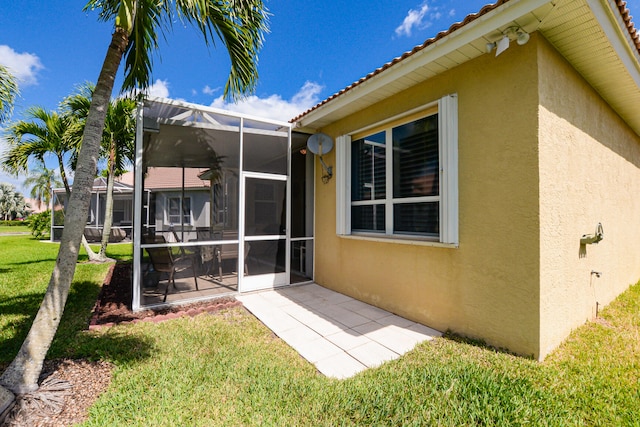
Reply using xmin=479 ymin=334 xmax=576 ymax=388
xmin=2 ymin=262 xmax=242 ymax=427
xmin=89 ymin=262 xmax=241 ymax=329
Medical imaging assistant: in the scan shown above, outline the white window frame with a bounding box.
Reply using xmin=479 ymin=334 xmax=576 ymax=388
xmin=166 ymin=196 xmax=192 ymax=226
xmin=336 ymin=94 xmax=458 ymax=245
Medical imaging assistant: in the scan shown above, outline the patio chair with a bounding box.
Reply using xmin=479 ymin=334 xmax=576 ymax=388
xmin=144 ymin=235 xmax=199 ymax=302
xmin=194 ymin=230 xmax=215 ymax=275
xmin=215 ymin=231 xmax=250 ymax=281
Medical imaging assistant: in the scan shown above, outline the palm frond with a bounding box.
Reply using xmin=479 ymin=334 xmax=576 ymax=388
xmin=0 ymin=64 xmax=19 ymax=124
xmin=121 ymin=0 xmax=167 ymax=91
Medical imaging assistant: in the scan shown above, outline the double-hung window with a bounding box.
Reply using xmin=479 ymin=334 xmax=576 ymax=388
xmin=167 ymin=196 xmax=191 ymax=226
xmin=336 ymin=94 xmax=458 ymax=244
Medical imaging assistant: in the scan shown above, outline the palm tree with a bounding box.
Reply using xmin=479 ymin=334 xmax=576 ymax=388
xmin=1 ymin=106 xmax=104 ymax=261
xmin=63 ymin=84 xmax=136 ymax=260
xmin=2 ymin=106 xmax=77 ymax=196
xmin=98 ymin=97 xmax=136 ymax=259
xmin=0 ymin=0 xmax=268 ymax=394
xmin=0 ymin=183 xmax=28 ymax=220
xmin=0 ymin=65 xmax=19 ymax=124
xmin=23 ymin=165 xmax=62 ymax=211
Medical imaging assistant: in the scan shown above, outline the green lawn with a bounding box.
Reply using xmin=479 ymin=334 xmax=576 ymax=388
xmin=1 ymin=234 xmax=638 ymax=426
xmin=0 ymin=224 xmax=30 ymax=234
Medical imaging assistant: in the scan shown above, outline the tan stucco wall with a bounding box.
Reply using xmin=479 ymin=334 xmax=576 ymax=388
xmin=537 ymin=37 xmax=640 ymax=357
xmin=314 ymin=37 xmax=543 ymax=357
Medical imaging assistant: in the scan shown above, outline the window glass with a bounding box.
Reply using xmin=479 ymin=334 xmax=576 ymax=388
xmin=349 ymin=113 xmax=440 ymax=237
xmin=393 ymin=115 xmax=439 ymax=198
xmin=394 ymin=202 xmax=439 ymax=235
xmin=351 ymin=204 xmax=385 ymax=232
xmin=168 ymin=197 xmax=190 ymax=225
xmin=182 ymin=198 xmax=191 ymax=225
xmin=351 ymin=131 xmax=386 ymax=202
xmin=168 ymin=197 xmax=180 ymax=224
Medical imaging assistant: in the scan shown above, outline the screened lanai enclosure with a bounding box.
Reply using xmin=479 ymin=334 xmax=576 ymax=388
xmin=132 ymin=98 xmax=314 ymax=309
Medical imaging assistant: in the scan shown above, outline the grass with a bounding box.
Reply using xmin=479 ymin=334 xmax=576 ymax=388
xmin=0 ymin=234 xmax=132 ymax=362
xmin=1 ymin=234 xmax=639 ymax=426
xmin=0 ymin=224 xmax=30 ymax=233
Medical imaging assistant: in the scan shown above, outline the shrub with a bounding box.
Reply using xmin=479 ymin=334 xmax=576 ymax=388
xmin=28 ymin=210 xmax=51 ymax=239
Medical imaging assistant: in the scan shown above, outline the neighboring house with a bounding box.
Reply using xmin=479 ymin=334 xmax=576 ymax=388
xmin=131 ymin=0 xmax=640 ymax=359
xmin=52 ymin=176 xmax=134 ymax=242
xmin=292 ymin=0 xmax=640 ymax=359
xmin=24 ymin=198 xmax=48 ymax=215
xmin=140 ymin=167 xmax=214 ymax=240
xmin=52 ymin=169 xmax=214 ymax=242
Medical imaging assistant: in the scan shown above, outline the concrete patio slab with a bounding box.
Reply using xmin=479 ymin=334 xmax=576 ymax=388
xmin=238 ymin=283 xmax=442 ymax=379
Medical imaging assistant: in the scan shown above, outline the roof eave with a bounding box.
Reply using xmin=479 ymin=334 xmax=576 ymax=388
xmin=294 ymin=0 xmax=640 ymax=136
xmin=294 ymin=0 xmax=554 ymax=130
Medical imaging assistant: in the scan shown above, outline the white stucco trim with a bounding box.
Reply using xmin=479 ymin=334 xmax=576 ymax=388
xmin=335 ymin=135 xmax=351 ymax=235
xmin=338 ymin=233 xmax=458 ymax=249
xmin=439 ymin=94 xmax=459 ymax=245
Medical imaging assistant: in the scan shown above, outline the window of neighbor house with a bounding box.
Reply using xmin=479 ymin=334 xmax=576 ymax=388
xmin=336 ymin=94 xmax=458 ymax=244
xmin=167 ymin=196 xmax=191 ymax=225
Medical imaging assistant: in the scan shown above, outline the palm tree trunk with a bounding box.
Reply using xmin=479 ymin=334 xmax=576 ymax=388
xmin=0 ymin=28 xmax=129 ymax=394
xmin=57 ymin=153 xmax=71 ymax=197
xmin=82 ymin=230 xmax=102 ymax=260
xmin=98 ymin=143 xmax=116 ymax=260
xmin=58 ymin=154 xmax=102 ymax=262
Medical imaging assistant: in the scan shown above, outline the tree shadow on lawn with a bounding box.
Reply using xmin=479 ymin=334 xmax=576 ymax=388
xmin=1 ymin=279 xmax=155 ymax=367
xmin=5 ymin=258 xmax=58 ymax=267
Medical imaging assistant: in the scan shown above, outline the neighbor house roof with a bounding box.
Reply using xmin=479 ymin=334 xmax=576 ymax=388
xmin=91 ymin=176 xmax=134 ymax=193
xmin=53 ymin=176 xmax=134 ymax=195
xmin=141 ymin=167 xmax=210 ymax=190
xmin=293 ymin=0 xmax=640 ymax=136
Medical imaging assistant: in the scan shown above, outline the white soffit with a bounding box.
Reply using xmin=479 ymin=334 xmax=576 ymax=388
xmin=540 ymin=0 xmax=640 ymax=135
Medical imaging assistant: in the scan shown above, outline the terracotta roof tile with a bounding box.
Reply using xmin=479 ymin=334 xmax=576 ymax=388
xmin=291 ymin=0 xmax=640 ymax=124
xmin=143 ymin=167 xmax=210 ymax=190
xmin=616 ymin=0 xmax=640 ymax=51
xmin=114 ymin=168 xmax=212 ymax=190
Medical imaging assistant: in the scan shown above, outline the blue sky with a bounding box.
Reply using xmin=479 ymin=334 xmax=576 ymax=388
xmin=1 ymin=0 xmax=639 ymax=195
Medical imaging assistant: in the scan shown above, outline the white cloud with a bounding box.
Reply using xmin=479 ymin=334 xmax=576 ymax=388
xmin=146 ymin=79 xmax=170 ymax=98
xmin=396 ymin=3 xmax=431 ymax=37
xmin=395 ymin=1 xmax=446 ymax=37
xmin=209 ymin=81 xmax=323 ymax=122
xmin=0 ymin=45 xmax=43 ymax=86
xmin=202 ymin=85 xmax=220 ymax=96
xmin=126 ymin=78 xmax=171 ymax=99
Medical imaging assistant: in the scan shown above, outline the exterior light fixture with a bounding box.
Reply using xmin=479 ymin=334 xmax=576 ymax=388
xmin=495 ymin=34 xmax=510 ymax=56
xmin=485 ymin=27 xmax=530 ymax=57
xmin=516 ymin=29 xmax=530 ymax=45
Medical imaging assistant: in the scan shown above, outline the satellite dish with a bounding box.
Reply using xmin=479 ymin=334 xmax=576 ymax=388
xmin=306 ymin=133 xmax=334 ymax=183
xmin=306 ymin=133 xmax=334 ymax=156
